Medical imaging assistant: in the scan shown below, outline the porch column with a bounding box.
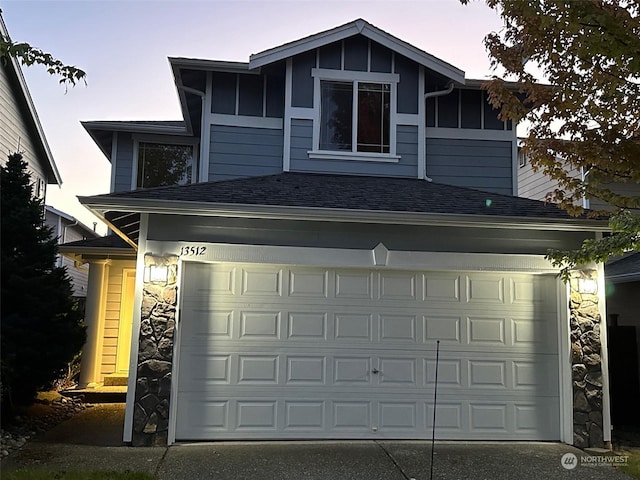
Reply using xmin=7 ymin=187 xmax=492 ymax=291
xmin=79 ymin=259 xmax=110 ymax=388
xmin=570 ymin=269 xmax=605 ymax=448
xmin=132 ymin=254 xmax=179 ymax=447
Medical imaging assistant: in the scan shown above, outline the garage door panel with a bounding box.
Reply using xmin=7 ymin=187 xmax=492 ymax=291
xmin=176 ymin=263 xmax=560 ymax=440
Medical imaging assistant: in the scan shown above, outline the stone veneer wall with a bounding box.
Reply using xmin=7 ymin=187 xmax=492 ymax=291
xmin=570 ymin=270 xmax=604 ymax=449
xmin=132 ymin=254 xmax=178 ymax=447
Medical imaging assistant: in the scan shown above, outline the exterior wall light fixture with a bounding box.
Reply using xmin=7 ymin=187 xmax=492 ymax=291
xmin=144 ymin=265 xmax=169 ymax=283
xmin=578 ymin=278 xmax=597 ymax=294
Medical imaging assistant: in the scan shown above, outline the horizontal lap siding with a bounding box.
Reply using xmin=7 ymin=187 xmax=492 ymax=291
xmin=100 ymin=260 xmax=135 ymax=379
xmin=291 ymin=122 xmax=418 ymax=178
xmin=427 ymin=138 xmax=513 ymax=195
xmin=209 ymin=125 xmax=283 ymax=181
xmin=0 ymin=63 xmax=47 ymax=183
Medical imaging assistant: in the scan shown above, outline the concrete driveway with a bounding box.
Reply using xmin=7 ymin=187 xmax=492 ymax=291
xmin=2 ymin=404 xmax=633 ymax=480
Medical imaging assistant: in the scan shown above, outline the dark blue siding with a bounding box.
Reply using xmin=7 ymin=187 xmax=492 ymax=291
xmin=319 ymin=41 xmax=342 ymax=70
xmin=209 ymin=125 xmax=283 ymax=181
xmin=292 ymin=52 xmax=315 ymax=108
xmin=483 ymin=91 xmax=505 ymax=130
xmin=460 ymin=90 xmax=482 ymax=129
xmin=238 ymin=75 xmax=263 ymax=117
xmin=266 ymin=75 xmax=284 ymax=118
xmin=343 ymin=35 xmax=368 ymax=72
xmin=114 ymin=132 xmax=134 ymax=192
xmin=438 ymin=91 xmax=459 ymax=128
xmin=370 ymin=41 xmax=392 ymax=73
xmin=290 ymin=119 xmax=313 ymax=167
xmin=290 ymin=122 xmax=418 ymax=178
xmin=426 ymin=138 xmax=513 ymax=195
xmin=211 ymin=72 xmax=236 ymax=114
xmin=396 ymin=55 xmax=419 ymax=114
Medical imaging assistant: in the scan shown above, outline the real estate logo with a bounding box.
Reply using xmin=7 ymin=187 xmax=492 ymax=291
xmin=561 ymin=453 xmax=578 ymax=470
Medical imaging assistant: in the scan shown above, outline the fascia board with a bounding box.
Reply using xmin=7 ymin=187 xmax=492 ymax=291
xmin=58 ymin=245 xmax=135 ymax=256
xmin=249 ymin=22 xmax=361 ymax=69
xmin=361 ymin=25 xmax=465 ymax=84
xmin=169 ymin=57 xmax=252 ymax=73
xmin=81 ymin=121 xmax=189 ymax=135
xmin=249 ymin=19 xmax=465 ymax=84
xmin=170 ymin=61 xmax=195 ymax=135
xmin=78 ymin=196 xmax=610 ymax=233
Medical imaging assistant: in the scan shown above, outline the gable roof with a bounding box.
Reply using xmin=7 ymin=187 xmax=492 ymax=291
xmin=79 ymin=172 xmax=607 ymax=248
xmin=0 ymin=12 xmax=61 ymax=185
xmin=249 ymin=18 xmax=466 ymax=84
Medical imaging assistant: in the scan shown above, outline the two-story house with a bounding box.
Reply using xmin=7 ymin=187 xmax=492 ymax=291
xmin=1 ymin=12 xmax=61 ymax=198
xmin=64 ymin=19 xmax=611 ymax=449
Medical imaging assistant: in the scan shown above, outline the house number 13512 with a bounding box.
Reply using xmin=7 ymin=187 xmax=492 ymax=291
xmin=179 ymin=246 xmax=207 ymax=256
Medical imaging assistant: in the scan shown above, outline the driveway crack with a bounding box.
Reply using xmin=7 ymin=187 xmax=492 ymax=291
xmin=375 ymin=441 xmax=414 ymax=480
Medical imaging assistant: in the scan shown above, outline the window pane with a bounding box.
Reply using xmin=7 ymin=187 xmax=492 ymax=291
xmin=137 ymin=143 xmax=194 ymax=188
xmin=320 ymin=81 xmax=353 ymax=151
xmin=357 ymin=83 xmax=390 ymax=153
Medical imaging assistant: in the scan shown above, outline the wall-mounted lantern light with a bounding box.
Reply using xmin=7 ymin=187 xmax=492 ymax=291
xmin=578 ymin=278 xmax=597 ymax=294
xmin=144 ymin=265 xmax=169 ymax=283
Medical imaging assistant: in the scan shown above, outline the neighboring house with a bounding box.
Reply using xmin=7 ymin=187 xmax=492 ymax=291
xmin=518 ymin=145 xmax=640 ymax=427
xmin=0 ymin=12 xmax=61 ymax=198
xmin=44 ymin=205 xmax=101 ymax=304
xmin=63 ymin=19 xmax=611 ymax=449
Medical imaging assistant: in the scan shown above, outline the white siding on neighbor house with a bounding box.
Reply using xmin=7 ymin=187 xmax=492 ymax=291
xmin=589 ymin=181 xmax=640 ymax=212
xmin=0 ymin=61 xmax=48 ymax=195
xmin=101 ymin=260 xmax=136 ymax=379
xmin=62 ymin=256 xmax=89 ymax=298
xmin=517 ymin=155 xmax=582 ymax=203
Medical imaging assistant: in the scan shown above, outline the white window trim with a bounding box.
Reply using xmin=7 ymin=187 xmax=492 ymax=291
xmin=310 ymin=68 xmax=400 ymax=162
xmin=131 ymin=137 xmax=200 ymax=189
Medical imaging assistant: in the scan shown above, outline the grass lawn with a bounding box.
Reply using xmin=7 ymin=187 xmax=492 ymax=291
xmin=2 ymin=470 xmax=155 ymax=480
xmin=615 ymin=450 xmax=640 ymax=479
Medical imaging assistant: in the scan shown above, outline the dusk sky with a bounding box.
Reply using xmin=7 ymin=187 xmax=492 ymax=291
xmin=2 ymin=0 xmax=505 ymax=234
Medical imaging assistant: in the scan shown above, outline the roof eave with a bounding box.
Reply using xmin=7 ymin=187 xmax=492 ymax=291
xmin=248 ymin=19 xmax=465 ymax=84
xmin=81 ymin=121 xmax=189 ymax=135
xmin=78 ymin=196 xmax=610 ymax=233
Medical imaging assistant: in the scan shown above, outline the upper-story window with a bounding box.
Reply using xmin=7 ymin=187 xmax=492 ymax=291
xmin=136 ymin=143 xmax=195 ymax=188
xmin=320 ymin=81 xmax=390 ymax=154
xmin=311 ymin=69 xmax=399 ymax=161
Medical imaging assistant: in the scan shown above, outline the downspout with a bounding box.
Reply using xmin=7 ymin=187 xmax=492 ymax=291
xmin=423 ymin=82 xmax=456 ymax=182
xmin=62 ymin=219 xmax=79 ymax=270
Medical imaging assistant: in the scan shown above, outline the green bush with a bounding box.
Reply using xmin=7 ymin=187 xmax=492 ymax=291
xmin=1 ymin=153 xmax=86 ymax=409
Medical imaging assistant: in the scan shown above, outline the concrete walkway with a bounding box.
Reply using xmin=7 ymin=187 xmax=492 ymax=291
xmin=2 ymin=404 xmax=633 ymax=480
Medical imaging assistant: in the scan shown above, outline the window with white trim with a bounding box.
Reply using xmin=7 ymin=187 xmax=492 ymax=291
xmin=311 ymin=68 xmax=399 ymax=161
xmin=136 ymin=143 xmax=195 ymax=188
xmin=319 ymin=80 xmax=390 ymax=154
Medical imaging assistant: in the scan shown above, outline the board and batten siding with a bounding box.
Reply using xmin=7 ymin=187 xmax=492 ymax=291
xmin=290 ymin=121 xmax=419 ymax=178
xmin=100 ymin=260 xmax=135 ymax=379
xmin=0 ymin=61 xmax=49 ymax=189
xmin=426 ymin=138 xmax=513 ymax=195
xmin=113 ymin=132 xmax=134 ymax=192
xmin=208 ymin=125 xmax=283 ymax=181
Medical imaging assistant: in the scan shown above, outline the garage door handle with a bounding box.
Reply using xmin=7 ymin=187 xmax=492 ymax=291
xmin=372 ymin=368 xmax=379 ymax=374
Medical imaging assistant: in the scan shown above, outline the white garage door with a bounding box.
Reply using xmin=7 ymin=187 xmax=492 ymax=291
xmin=175 ymin=262 xmax=560 ymax=440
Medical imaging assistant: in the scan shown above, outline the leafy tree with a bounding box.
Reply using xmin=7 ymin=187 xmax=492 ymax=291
xmin=1 ymin=153 xmax=86 ymax=408
xmin=1 ymin=10 xmax=86 ymax=87
xmin=463 ymin=0 xmax=640 ymax=277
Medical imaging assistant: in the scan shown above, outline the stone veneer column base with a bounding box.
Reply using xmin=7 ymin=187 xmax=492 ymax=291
xmin=569 ymin=270 xmax=604 ymax=449
xmin=131 ymin=254 xmax=178 ymax=447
